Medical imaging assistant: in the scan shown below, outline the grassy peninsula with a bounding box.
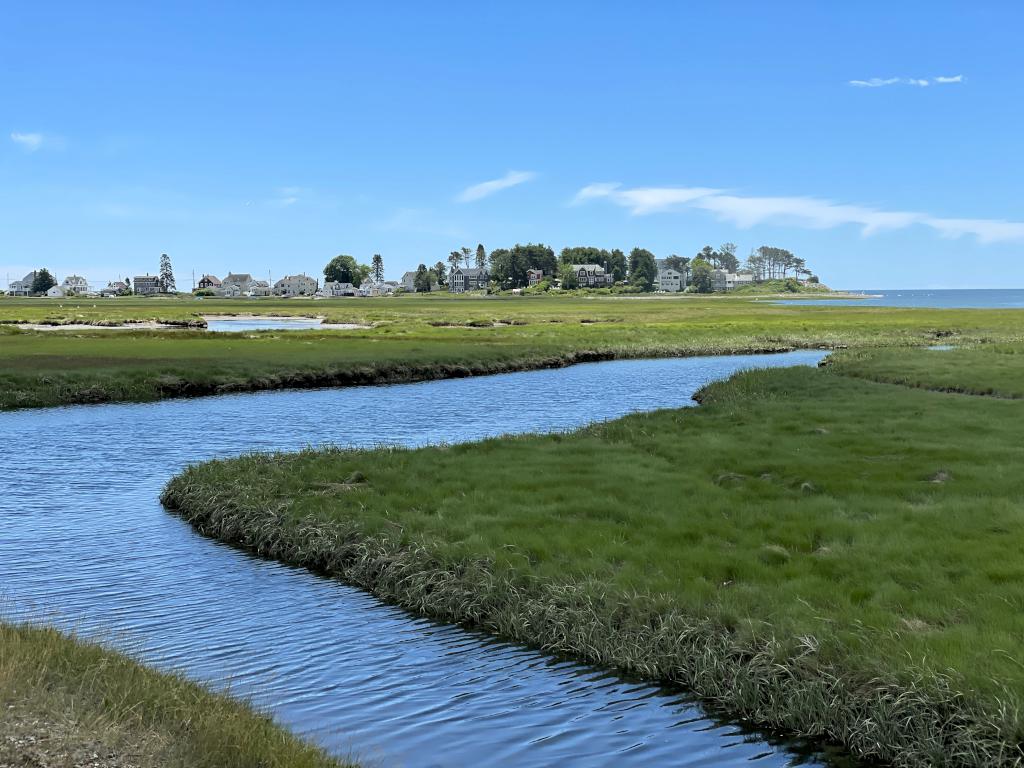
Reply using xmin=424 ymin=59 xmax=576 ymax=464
xmin=3 ymin=294 xmax=1024 ymax=409
xmin=0 ymin=622 xmax=351 ymax=768
xmin=163 ymin=345 xmax=1024 ymax=767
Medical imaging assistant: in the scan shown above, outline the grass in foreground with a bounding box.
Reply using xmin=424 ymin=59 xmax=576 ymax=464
xmin=0 ymin=622 xmax=352 ymax=768
xmin=3 ymin=294 xmax=1024 ymax=409
xmin=163 ymin=351 xmax=1024 ymax=766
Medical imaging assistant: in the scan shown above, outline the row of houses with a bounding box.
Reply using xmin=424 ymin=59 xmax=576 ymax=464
xmin=6 ymin=272 xmax=112 ymax=297
xmin=199 ymin=272 xmax=404 ymax=299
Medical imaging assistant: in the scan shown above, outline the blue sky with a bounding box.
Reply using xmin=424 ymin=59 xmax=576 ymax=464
xmin=3 ymin=1 xmax=1022 ymax=289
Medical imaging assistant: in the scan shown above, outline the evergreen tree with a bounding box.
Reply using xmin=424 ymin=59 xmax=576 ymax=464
xmin=159 ymin=253 xmax=176 ymax=293
xmin=371 ymin=254 xmax=384 ymax=282
xmin=628 ymin=247 xmax=657 ymax=291
xmin=31 ymin=268 xmax=56 ymax=294
xmin=475 ymin=243 xmax=487 ymax=270
xmin=413 ymin=263 xmax=432 ymax=292
xmin=718 ymin=243 xmax=740 ymax=273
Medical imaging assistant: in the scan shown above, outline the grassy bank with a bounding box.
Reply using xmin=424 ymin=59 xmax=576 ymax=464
xmin=828 ymin=343 xmax=1024 ymax=398
xmin=162 ymin=351 xmax=1024 ymax=766
xmin=0 ymin=622 xmax=351 ymax=768
xmin=3 ymin=294 xmax=1024 ymax=409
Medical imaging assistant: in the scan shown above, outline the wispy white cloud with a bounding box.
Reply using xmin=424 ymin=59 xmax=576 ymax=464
xmin=849 ymin=75 xmax=964 ymax=88
xmin=457 ymin=170 xmax=536 ymax=202
xmin=573 ymin=182 xmax=720 ymax=214
xmin=575 ymin=182 xmax=1024 ymax=244
xmin=11 ymin=131 xmax=45 ymax=151
xmin=923 ymin=216 xmax=1024 ymax=244
xmin=269 ymin=186 xmax=305 ymax=207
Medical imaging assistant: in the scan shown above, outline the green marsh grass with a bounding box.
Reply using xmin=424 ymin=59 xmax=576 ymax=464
xmin=163 ymin=356 xmax=1024 ymax=766
xmin=0 ymin=622 xmax=353 ymax=768
xmin=4 ymin=293 xmax=1024 ymax=409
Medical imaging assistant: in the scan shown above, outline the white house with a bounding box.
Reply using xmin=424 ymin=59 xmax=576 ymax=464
xmin=655 ymin=268 xmax=685 ymax=292
xmin=273 ymin=274 xmax=318 ymax=296
xmin=46 ymin=285 xmax=67 ymax=298
xmin=449 ymin=266 xmax=488 ymax=293
xmin=711 ymin=270 xmax=755 ymax=291
xmin=7 ymin=271 xmax=37 ymax=296
xmin=358 ymin=280 xmax=398 ymax=297
xmin=220 ymin=273 xmax=254 ymax=297
xmin=61 ymin=275 xmax=89 ymax=294
xmin=400 ymin=271 xmax=418 ymax=292
xmin=248 ymin=280 xmax=271 ymax=297
xmin=318 ymin=281 xmax=359 ymax=297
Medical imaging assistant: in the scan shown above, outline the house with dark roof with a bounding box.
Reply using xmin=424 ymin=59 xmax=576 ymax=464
xmin=449 ymin=266 xmax=488 ymax=293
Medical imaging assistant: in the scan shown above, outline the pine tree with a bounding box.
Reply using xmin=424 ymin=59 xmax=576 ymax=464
xmin=159 ymin=253 xmax=176 ymax=293
xmin=371 ymin=253 xmax=384 ymax=282
xmin=31 ymin=268 xmax=56 ymax=294
xmin=475 ymin=243 xmax=487 ymax=270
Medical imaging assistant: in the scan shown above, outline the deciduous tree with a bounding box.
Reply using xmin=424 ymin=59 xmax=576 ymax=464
xmin=324 ymin=255 xmax=360 ymax=286
xmin=690 ymin=258 xmax=714 ymax=293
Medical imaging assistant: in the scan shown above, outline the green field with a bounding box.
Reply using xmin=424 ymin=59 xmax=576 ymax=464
xmin=3 ymin=293 xmax=1024 ymax=409
xmin=162 ymin=344 xmax=1024 ymax=767
xmin=0 ymin=622 xmax=351 ymax=768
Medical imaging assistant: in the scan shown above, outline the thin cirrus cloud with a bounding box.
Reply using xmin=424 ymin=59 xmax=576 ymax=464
xmin=10 ymin=131 xmax=45 ymax=151
xmin=849 ymin=75 xmax=964 ymax=88
xmin=573 ymin=182 xmax=1024 ymax=244
xmin=456 ymin=170 xmax=537 ymax=202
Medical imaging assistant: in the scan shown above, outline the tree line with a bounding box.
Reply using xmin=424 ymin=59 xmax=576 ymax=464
xmin=294 ymin=243 xmax=814 ymax=294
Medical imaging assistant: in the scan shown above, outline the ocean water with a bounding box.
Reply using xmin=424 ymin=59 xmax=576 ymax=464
xmin=771 ymin=288 xmax=1024 ymax=309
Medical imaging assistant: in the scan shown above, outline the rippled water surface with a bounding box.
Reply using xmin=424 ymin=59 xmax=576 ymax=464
xmin=205 ymin=316 xmax=325 ymax=331
xmin=1 ymin=351 xmax=857 ymax=767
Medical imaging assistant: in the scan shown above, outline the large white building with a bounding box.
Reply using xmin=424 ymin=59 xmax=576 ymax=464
xmin=61 ymin=275 xmax=90 ymax=294
xmin=655 ymin=268 xmax=685 ymax=292
xmin=273 ymin=274 xmax=318 ymax=296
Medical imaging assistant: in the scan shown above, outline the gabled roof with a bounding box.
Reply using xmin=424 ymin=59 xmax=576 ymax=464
xmin=200 ymin=274 xmax=222 ymax=285
xmin=223 ymin=273 xmax=253 ymax=284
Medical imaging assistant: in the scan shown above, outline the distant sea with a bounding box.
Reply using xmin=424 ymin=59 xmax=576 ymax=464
xmin=772 ymin=289 xmax=1024 ymax=309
